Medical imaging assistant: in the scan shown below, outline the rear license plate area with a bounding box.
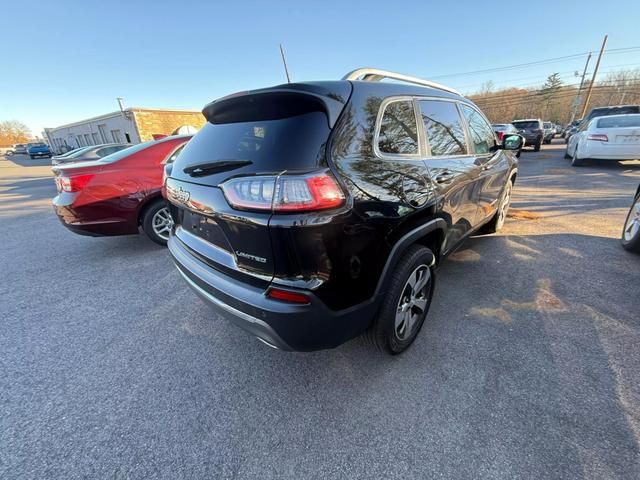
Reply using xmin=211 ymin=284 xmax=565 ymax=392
xmin=180 ymin=211 xmax=230 ymax=251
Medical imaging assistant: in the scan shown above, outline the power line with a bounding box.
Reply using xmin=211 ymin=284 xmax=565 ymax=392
xmin=430 ymin=46 xmax=640 ymax=80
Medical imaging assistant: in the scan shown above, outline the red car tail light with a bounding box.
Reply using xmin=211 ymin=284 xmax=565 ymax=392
xmin=496 ymin=131 xmax=504 ymax=141
xmin=221 ymin=171 xmax=345 ymax=213
xmin=266 ymin=287 xmax=310 ymax=304
xmin=57 ymin=174 xmax=95 ymax=192
xmin=587 ymin=134 xmax=608 ymax=142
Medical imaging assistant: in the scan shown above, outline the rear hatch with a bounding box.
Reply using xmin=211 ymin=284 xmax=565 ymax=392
xmin=594 ymin=115 xmax=640 ymax=144
xmin=166 ymin=82 xmax=352 ymax=284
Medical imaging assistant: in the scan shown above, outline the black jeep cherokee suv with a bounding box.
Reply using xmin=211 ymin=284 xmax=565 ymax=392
xmin=165 ymin=68 xmax=521 ymax=354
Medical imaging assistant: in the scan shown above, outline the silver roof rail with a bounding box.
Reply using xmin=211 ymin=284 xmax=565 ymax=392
xmin=342 ymin=67 xmax=462 ymax=96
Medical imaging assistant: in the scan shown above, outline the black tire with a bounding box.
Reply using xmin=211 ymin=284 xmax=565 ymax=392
xmin=365 ymin=245 xmax=435 ymax=355
xmin=516 ymin=148 xmax=521 ymax=158
xmin=534 ymin=140 xmax=541 ymax=152
xmin=564 ymin=150 xmax=571 ymax=159
xmin=482 ymin=178 xmax=513 ymax=234
xmin=621 ymin=193 xmax=640 ymax=253
xmin=141 ymin=199 xmax=173 ymax=246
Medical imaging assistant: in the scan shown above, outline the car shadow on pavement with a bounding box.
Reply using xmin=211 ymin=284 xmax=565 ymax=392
xmin=157 ymin=231 xmax=640 ymax=477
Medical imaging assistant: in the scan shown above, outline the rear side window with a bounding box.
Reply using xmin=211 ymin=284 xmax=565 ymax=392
xmin=461 ymin=105 xmax=496 ymax=154
xmin=418 ymin=100 xmax=467 ymax=156
xmin=164 ymin=143 xmax=186 ymax=164
xmin=377 ymin=100 xmax=418 ymax=155
xmin=596 ymin=115 xmax=640 ymax=128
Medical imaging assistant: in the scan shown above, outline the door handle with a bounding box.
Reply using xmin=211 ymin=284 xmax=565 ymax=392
xmin=434 ymin=172 xmax=455 ymax=184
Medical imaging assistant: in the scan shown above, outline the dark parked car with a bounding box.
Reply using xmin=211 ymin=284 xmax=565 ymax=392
xmin=584 ymin=105 xmax=640 ymax=124
xmin=27 ymin=142 xmax=52 ymax=158
xmin=622 ymin=184 xmax=640 ymax=253
xmin=164 ymin=68 xmax=521 ymax=354
xmin=52 ymin=135 xmax=190 ymax=245
xmin=492 ymin=123 xmax=523 ymax=157
xmin=512 ymin=119 xmax=544 ymax=151
xmin=51 ymin=143 xmax=129 ymax=165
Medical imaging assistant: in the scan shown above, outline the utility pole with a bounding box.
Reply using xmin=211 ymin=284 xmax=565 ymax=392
xmin=569 ymin=52 xmax=591 ymax=123
xmin=580 ymin=34 xmax=608 ymax=119
xmin=279 ymin=44 xmax=291 ymax=83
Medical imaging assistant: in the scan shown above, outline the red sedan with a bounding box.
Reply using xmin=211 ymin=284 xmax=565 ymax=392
xmin=52 ymin=135 xmax=191 ymax=245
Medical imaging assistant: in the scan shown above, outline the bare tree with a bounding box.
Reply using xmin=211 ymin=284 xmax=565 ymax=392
xmin=0 ymin=120 xmax=32 ymax=146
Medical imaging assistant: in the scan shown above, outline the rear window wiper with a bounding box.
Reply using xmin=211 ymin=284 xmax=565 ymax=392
xmin=183 ymin=160 xmax=252 ymax=177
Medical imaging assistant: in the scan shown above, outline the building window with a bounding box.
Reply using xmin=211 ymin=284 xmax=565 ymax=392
xmin=92 ymin=132 xmax=100 ymax=145
xmin=110 ymin=129 xmax=122 ymax=143
xmin=84 ymin=134 xmax=92 ymax=146
xmin=98 ymin=124 xmax=108 ymax=143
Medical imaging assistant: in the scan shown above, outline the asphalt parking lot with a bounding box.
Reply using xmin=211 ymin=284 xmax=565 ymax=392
xmin=1 ymin=142 xmax=640 ymax=479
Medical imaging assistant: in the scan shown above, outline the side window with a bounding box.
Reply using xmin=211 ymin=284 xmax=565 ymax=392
xmin=97 ymin=147 xmax=116 ymax=157
xmin=377 ymin=100 xmax=419 ymax=155
xmin=461 ymin=105 xmax=496 ymax=154
xmin=164 ymin=144 xmax=186 ymax=164
xmin=418 ymin=100 xmax=467 ymax=156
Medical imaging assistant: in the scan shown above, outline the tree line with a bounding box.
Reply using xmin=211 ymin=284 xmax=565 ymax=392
xmin=468 ymin=68 xmax=640 ymax=125
xmin=0 ymin=120 xmax=31 ymax=147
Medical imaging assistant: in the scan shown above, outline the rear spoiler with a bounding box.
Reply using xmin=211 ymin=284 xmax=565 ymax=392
xmin=202 ymin=82 xmax=352 ymax=128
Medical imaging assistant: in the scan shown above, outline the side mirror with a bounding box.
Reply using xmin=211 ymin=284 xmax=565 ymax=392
xmin=502 ymin=134 xmax=523 ymax=151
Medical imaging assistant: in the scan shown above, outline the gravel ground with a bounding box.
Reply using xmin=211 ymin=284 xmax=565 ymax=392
xmin=1 ymin=143 xmax=639 ymax=479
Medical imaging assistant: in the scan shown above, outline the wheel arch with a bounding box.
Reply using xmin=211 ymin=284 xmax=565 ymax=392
xmin=374 ymin=219 xmax=446 ymax=298
xmin=137 ymin=194 xmax=165 ymax=226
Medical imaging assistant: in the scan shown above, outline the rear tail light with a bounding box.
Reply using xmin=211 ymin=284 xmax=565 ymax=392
xmin=266 ymin=287 xmax=310 ymax=304
xmin=587 ymin=134 xmax=608 ymax=142
xmin=56 ymin=174 xmax=94 ymax=192
xmin=221 ymin=171 xmax=345 ymax=213
xmin=496 ymin=131 xmax=504 ymax=141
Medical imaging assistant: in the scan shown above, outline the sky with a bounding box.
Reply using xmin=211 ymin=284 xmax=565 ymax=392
xmin=1 ymin=0 xmax=639 ymax=137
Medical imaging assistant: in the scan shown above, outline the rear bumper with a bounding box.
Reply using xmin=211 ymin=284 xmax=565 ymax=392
xmin=168 ymin=234 xmax=378 ymax=351
xmin=582 ymin=142 xmax=640 ymax=160
xmin=52 ymin=195 xmax=139 ymax=236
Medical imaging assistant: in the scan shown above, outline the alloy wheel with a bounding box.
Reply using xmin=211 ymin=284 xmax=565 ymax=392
xmin=623 ymin=197 xmax=640 ymax=242
xmin=395 ymin=264 xmax=431 ymax=341
xmin=152 ymin=207 xmax=173 ymax=241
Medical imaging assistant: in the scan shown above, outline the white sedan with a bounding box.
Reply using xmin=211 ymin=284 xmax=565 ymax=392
xmin=565 ymin=114 xmax=640 ymax=166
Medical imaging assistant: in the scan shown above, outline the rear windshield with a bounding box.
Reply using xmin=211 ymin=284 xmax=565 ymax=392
xmin=492 ymin=124 xmax=507 ymax=131
xmin=512 ymin=121 xmax=539 ymax=129
xmin=588 ymin=106 xmax=640 ymax=119
xmin=544 ymin=122 xmax=552 ymax=128
xmin=596 ymin=115 xmax=640 ymax=128
xmin=30 ymin=143 xmax=46 ymax=147
xmin=97 ymin=142 xmax=148 ymax=163
xmin=174 ymin=111 xmax=330 ymax=178
xmin=64 ymin=146 xmax=99 ymax=158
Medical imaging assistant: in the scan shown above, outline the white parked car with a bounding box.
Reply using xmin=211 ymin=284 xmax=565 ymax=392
xmin=565 ymin=114 xmax=640 ymax=166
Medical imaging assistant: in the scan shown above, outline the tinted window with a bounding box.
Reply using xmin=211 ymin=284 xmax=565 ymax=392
xmin=419 ymin=100 xmax=467 ymax=156
xmin=461 ymin=105 xmax=496 ymax=154
xmin=596 ymin=115 xmax=640 ymax=128
xmin=377 ymin=100 xmax=418 ymax=155
xmin=512 ymin=121 xmax=540 ymax=129
xmin=175 ymin=112 xmax=330 ymax=174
